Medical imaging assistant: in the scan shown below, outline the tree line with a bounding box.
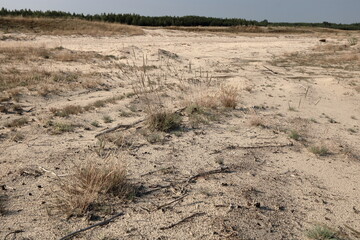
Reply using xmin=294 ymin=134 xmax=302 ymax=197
xmin=1 ymin=8 xmax=359 ymax=30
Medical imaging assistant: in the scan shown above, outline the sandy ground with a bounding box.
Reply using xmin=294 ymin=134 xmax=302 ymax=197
xmin=1 ymin=28 xmax=360 ymax=239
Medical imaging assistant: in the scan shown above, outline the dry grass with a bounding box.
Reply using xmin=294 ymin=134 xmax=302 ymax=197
xmin=0 ymin=68 xmax=89 ymax=92
xmin=309 ymin=145 xmax=330 ymax=156
xmin=5 ymin=117 xmax=28 ymax=128
xmin=47 ymin=121 xmax=78 ymax=134
xmin=146 ymin=109 xmax=182 ymax=132
xmin=165 ymin=26 xmax=332 ymax=35
xmin=355 ymin=86 xmax=360 ymax=93
xmin=51 ymin=105 xmax=84 ymax=117
xmin=307 ymin=225 xmax=344 ymax=240
xmin=0 ymin=45 xmax=116 ymax=64
xmin=51 ymin=96 xmax=124 ymax=117
xmin=219 ymin=85 xmax=238 ymax=109
xmin=274 ymin=43 xmax=360 ymax=70
xmin=249 ymin=116 xmax=266 ymax=127
xmin=53 ymin=157 xmax=133 ymax=217
xmin=0 ymin=16 xmax=144 ymax=36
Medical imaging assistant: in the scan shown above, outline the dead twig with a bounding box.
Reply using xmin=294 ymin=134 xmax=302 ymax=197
xmin=3 ymin=230 xmax=25 ymax=240
xmin=157 ymin=194 xmax=189 ymax=210
xmin=187 ymin=167 xmax=231 ymax=183
xmin=95 ymin=119 xmax=144 ymax=138
xmin=59 ymin=212 xmax=124 ymax=240
xmin=160 ymin=212 xmax=206 ymax=230
xmin=263 ymin=66 xmax=278 ymax=74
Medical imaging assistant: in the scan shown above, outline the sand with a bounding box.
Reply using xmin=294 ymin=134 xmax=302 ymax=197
xmin=0 ymin=28 xmax=359 ymax=239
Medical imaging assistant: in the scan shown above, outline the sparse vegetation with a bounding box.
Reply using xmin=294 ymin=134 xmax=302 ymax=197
xmin=48 ymin=121 xmax=77 ymax=134
xmin=0 ymin=16 xmax=144 ymax=36
xmin=53 ymin=157 xmax=134 ymax=217
xmin=146 ymin=110 xmax=182 ymax=132
xmin=9 ymin=131 xmax=25 ymax=142
xmin=103 ymin=115 xmax=113 ymax=123
xmin=51 ymin=105 xmax=83 ymax=117
xmin=249 ymin=116 xmax=266 ymax=128
xmin=348 ymin=37 xmax=358 ymax=46
xmin=289 ymin=130 xmax=301 ymax=141
xmin=91 ymin=121 xmax=101 ymax=128
xmin=309 ymin=145 xmax=330 ymax=156
xmin=307 ymin=225 xmax=343 ymax=240
xmin=5 ymin=117 xmax=28 ymax=128
xmin=219 ymin=85 xmax=238 ymax=109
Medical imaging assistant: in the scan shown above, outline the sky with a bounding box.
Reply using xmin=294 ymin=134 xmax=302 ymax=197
xmin=1 ymin=0 xmax=360 ymax=24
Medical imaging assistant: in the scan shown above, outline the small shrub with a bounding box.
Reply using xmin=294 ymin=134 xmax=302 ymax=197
xmin=53 ymin=157 xmax=133 ymax=217
xmin=249 ymin=116 xmax=266 ymax=127
xmin=103 ymin=115 xmax=113 ymax=123
xmin=348 ymin=37 xmax=358 ymax=46
xmin=146 ymin=132 xmax=165 ymax=144
xmin=52 ymin=105 xmax=84 ymax=117
xmin=219 ymin=85 xmax=238 ymax=109
xmin=288 ymin=106 xmax=297 ymax=112
xmin=93 ymin=100 xmax=106 ymax=108
xmin=147 ymin=110 xmax=181 ymax=132
xmin=289 ymin=130 xmax=301 ymax=141
xmin=309 ymin=145 xmax=330 ymax=156
xmin=91 ymin=121 xmax=101 ymax=128
xmin=10 ymin=131 xmax=25 ymax=142
xmin=48 ymin=121 xmax=77 ymax=134
xmin=5 ymin=117 xmax=28 ymax=128
xmin=307 ymin=225 xmax=342 ymax=240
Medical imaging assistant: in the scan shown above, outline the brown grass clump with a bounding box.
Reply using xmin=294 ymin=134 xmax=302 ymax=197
xmin=219 ymin=85 xmax=238 ymax=109
xmin=47 ymin=121 xmax=78 ymax=134
xmin=249 ymin=116 xmax=266 ymax=128
xmin=0 ymin=16 xmax=144 ymax=36
xmin=51 ymin=105 xmax=84 ymax=117
xmin=5 ymin=117 xmax=28 ymax=128
xmin=146 ymin=109 xmax=182 ymax=132
xmin=309 ymin=145 xmax=330 ymax=156
xmin=53 ymin=157 xmax=133 ymax=217
xmin=355 ymin=86 xmax=360 ymax=93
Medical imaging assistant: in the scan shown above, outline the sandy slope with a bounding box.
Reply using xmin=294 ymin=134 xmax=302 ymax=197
xmin=1 ymin=29 xmax=359 ymax=239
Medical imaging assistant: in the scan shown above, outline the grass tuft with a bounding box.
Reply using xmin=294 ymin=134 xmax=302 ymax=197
xmin=147 ymin=110 xmax=182 ymax=132
xmin=307 ymin=225 xmax=343 ymax=240
xmin=309 ymin=145 xmax=330 ymax=156
xmin=5 ymin=117 xmax=28 ymax=128
xmin=53 ymin=157 xmax=134 ymax=217
xmin=219 ymin=85 xmax=238 ymax=109
xmin=51 ymin=105 xmax=84 ymax=117
xmin=289 ymin=130 xmax=301 ymax=141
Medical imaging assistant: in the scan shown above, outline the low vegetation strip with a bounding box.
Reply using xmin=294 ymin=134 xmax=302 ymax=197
xmin=0 ymin=16 xmax=144 ymax=36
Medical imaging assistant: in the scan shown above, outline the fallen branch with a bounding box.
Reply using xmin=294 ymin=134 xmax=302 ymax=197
xmin=4 ymin=230 xmax=25 ymax=240
xmin=95 ymin=119 xmax=144 ymax=138
xmin=157 ymin=194 xmax=189 ymax=210
xmin=160 ymin=212 xmax=205 ymax=230
xmin=187 ymin=167 xmax=231 ymax=183
xmin=59 ymin=212 xmax=124 ymax=240
xmin=263 ymin=66 xmax=279 ymax=75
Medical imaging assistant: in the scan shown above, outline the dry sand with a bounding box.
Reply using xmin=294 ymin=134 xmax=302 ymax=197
xmin=1 ymin=28 xmax=360 ymax=239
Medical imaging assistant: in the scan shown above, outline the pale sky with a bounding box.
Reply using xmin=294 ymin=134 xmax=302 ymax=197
xmin=1 ymin=0 xmax=360 ymax=24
